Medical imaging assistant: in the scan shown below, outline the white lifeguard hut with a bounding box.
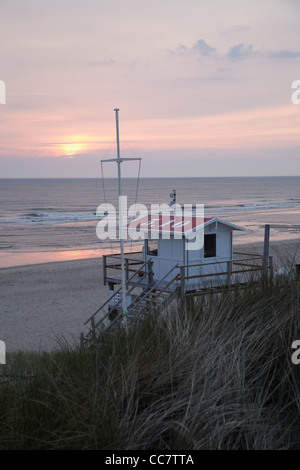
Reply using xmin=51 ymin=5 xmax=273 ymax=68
xmin=128 ymin=208 xmax=246 ymax=291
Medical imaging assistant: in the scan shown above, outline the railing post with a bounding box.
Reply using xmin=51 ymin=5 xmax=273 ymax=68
xmin=148 ymin=261 xmax=153 ymax=286
xmin=269 ymin=256 xmax=274 ymax=283
xmin=91 ymin=317 xmax=96 ymax=342
xmin=180 ymin=266 xmax=185 ymax=299
xmin=227 ymin=260 xmax=232 ymax=288
xmin=103 ymin=255 xmax=107 ymax=286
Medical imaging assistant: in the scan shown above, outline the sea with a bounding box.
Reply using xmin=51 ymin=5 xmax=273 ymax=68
xmin=0 ymin=177 xmax=300 ymax=268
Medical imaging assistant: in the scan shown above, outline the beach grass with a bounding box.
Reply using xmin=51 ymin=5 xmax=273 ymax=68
xmin=1 ymin=270 xmax=300 ymax=450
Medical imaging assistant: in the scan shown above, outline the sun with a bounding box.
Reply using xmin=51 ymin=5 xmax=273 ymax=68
xmin=62 ymin=142 xmax=85 ymax=156
xmin=60 ymin=135 xmax=88 ymax=156
xmin=57 ymin=134 xmax=110 ymax=157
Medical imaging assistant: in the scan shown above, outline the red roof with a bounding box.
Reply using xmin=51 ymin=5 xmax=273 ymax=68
xmin=126 ymin=214 xmax=212 ymax=235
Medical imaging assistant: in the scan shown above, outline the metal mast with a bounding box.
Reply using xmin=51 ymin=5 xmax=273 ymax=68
xmin=101 ymin=108 xmax=141 ymax=323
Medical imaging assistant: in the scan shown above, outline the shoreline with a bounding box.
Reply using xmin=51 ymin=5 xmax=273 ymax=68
xmin=0 ymin=244 xmax=145 ymax=270
xmin=1 ymin=237 xmax=299 ymax=271
xmin=1 ymin=238 xmax=299 ymax=354
xmin=1 ymin=220 xmax=299 ymax=270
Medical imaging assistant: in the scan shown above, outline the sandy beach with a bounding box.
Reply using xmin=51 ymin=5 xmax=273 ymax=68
xmin=1 ymin=238 xmax=300 ymax=353
xmin=0 ymin=257 xmax=106 ymax=353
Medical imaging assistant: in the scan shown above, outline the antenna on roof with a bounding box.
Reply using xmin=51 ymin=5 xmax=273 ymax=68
xmin=170 ymin=189 xmax=176 ymax=206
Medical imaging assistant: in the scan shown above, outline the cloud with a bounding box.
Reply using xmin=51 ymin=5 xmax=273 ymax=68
xmin=227 ymin=43 xmax=300 ymax=60
xmin=227 ymin=43 xmax=256 ymax=60
xmin=169 ymin=44 xmax=188 ymax=55
xmin=169 ymin=39 xmax=216 ymax=57
xmin=170 ymin=39 xmax=300 ymax=64
xmin=192 ymin=39 xmax=216 ymax=56
xmin=268 ymin=50 xmax=300 ymax=59
xmin=170 ymin=40 xmax=256 ymax=61
xmin=227 ymin=43 xmax=300 ymax=61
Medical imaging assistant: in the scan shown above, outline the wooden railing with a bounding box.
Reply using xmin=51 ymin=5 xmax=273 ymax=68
xmin=103 ymin=251 xmax=273 ymax=298
xmin=178 ymin=254 xmax=273 ymax=298
xmin=103 ymin=251 xmax=145 ymax=286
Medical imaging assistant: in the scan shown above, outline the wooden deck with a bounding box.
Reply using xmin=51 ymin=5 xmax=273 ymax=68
xmin=102 ymin=250 xmax=273 ymax=296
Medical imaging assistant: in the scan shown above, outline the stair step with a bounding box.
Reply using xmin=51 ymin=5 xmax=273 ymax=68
xmin=84 ymin=277 xmax=178 ymax=342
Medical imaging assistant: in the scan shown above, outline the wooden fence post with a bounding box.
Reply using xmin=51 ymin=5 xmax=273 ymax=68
xmin=180 ymin=266 xmax=185 ymax=299
xmin=269 ymin=256 xmax=274 ymax=283
xmin=91 ymin=317 xmax=96 ymax=342
xmin=227 ymin=260 xmax=232 ymax=288
xmin=148 ymin=261 xmax=153 ymax=286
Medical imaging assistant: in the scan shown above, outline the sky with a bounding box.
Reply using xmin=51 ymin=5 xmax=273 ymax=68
xmin=0 ymin=0 xmax=300 ymax=178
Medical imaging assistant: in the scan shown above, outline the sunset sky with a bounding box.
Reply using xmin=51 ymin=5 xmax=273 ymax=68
xmin=1 ymin=0 xmax=300 ymax=177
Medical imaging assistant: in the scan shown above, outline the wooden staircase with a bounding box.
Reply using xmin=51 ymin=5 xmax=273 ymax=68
xmin=82 ymin=261 xmax=179 ymax=345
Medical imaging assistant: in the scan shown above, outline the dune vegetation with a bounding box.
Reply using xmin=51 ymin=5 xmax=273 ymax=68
xmin=1 ymin=268 xmax=300 ymax=450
